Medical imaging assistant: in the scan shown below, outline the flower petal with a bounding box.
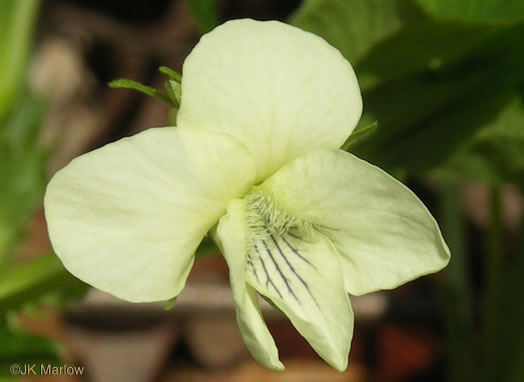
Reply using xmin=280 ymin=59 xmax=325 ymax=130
xmin=44 ymin=127 xmax=256 ymax=302
xmin=261 ymin=149 xmax=451 ymax=296
xmin=215 ymin=199 xmax=284 ymax=371
xmin=177 ymin=19 xmax=362 ymax=182
xmin=244 ymin=225 xmax=354 ymax=371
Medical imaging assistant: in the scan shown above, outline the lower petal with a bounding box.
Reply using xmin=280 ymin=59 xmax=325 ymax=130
xmin=242 ymin=192 xmax=354 ymax=371
xmin=215 ymin=199 xmax=284 ymax=371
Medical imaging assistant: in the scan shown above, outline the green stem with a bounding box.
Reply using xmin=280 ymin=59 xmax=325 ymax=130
xmin=438 ymin=183 xmax=474 ymax=382
xmin=483 ymin=184 xmax=503 ymax=380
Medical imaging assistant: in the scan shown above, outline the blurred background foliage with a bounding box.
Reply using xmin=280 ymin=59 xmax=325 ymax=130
xmin=0 ymin=0 xmax=86 ymax=376
xmin=292 ymin=0 xmax=524 ymax=185
xmin=292 ymin=1 xmax=524 ymax=381
xmin=0 ymin=0 xmax=523 ymax=381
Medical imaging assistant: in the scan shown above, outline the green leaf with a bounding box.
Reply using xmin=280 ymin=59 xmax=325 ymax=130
xmin=291 ymin=0 xmax=508 ymax=92
xmin=291 ymin=0 xmax=425 ymax=65
xmin=0 ymin=328 xmax=63 ymax=361
xmin=0 ymin=253 xmax=87 ymax=314
xmin=356 ymin=22 xmax=499 ymax=90
xmin=480 ymin=208 xmax=524 ymax=381
xmin=184 ymin=0 xmax=219 ymax=34
xmin=291 ymin=0 xmax=523 ymax=178
xmin=0 ymin=327 xmax=63 ymax=377
xmin=437 ymin=183 xmax=475 ymax=382
xmin=507 ymin=217 xmax=524 ymax=382
xmin=0 ymin=0 xmax=40 ymax=122
xmin=0 ymin=93 xmax=47 ymax=260
xmin=511 ymin=347 xmax=524 ymax=382
xmin=108 ymin=79 xmax=172 ymax=104
xmin=415 ymin=0 xmax=524 ymax=24
xmin=351 ymin=51 xmax=511 ymax=173
xmin=432 ymin=95 xmax=524 ymax=186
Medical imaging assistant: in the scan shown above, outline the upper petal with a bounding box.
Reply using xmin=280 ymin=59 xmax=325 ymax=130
xmin=177 ymin=19 xmax=362 ymax=182
xmin=44 ymin=127 xmax=255 ymax=302
xmin=261 ymin=149 xmax=450 ymax=296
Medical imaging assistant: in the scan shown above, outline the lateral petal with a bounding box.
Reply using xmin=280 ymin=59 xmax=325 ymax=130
xmin=45 ymin=127 xmax=255 ymax=302
xmin=260 ymin=149 xmax=450 ymax=296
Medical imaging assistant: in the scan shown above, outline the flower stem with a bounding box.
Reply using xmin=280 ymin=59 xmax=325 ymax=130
xmin=483 ymin=184 xmax=503 ymax=380
xmin=438 ymin=183 xmax=475 ymax=382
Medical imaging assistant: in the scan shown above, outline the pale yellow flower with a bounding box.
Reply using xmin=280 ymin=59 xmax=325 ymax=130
xmin=45 ymin=19 xmax=450 ymax=371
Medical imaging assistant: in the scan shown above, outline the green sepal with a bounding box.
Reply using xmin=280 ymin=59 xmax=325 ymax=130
xmin=164 ymin=79 xmax=182 ymax=107
xmin=341 ymin=121 xmax=378 ymax=150
xmin=168 ymin=107 xmax=179 ymax=126
xmin=163 ymin=297 xmax=177 ymax=311
xmin=108 ymin=79 xmax=172 ymax=105
xmin=158 ymin=66 xmax=182 ymax=82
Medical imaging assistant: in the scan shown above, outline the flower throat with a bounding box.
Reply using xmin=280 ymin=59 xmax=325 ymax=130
xmin=245 ymin=189 xmax=313 ymax=251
